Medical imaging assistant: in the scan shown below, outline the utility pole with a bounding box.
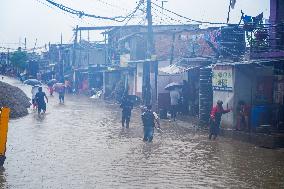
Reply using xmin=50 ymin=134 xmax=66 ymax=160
xmin=143 ymin=0 xmax=157 ymax=107
xmin=6 ymin=48 xmax=9 ymax=66
xmin=72 ymin=26 xmax=78 ymax=68
xmin=33 ymin=38 xmax=37 ymax=53
xmin=60 ymin=33 xmax=64 ymax=81
xmin=146 ymin=0 xmax=154 ymax=58
xmin=24 ymin=38 xmax=27 ymax=50
xmin=72 ymin=25 xmax=78 ymax=92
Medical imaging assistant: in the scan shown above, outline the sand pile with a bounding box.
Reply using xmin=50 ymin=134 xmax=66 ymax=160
xmin=0 ymin=81 xmax=31 ymax=118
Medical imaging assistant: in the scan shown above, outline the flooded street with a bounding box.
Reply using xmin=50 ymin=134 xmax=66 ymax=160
xmin=1 ymin=77 xmax=284 ymax=189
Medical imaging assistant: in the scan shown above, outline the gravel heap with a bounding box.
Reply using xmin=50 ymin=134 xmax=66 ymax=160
xmin=0 ymin=81 xmax=31 ymax=118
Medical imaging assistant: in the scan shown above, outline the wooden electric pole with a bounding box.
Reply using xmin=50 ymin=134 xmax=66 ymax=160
xmin=143 ymin=0 xmax=157 ymax=108
xmin=146 ymin=0 xmax=154 ymax=58
xmin=24 ymin=38 xmax=27 ymax=50
xmin=72 ymin=25 xmax=78 ymax=92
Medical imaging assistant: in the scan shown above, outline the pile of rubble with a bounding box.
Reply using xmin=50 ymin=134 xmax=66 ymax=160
xmin=0 ymin=81 xmax=31 ymax=118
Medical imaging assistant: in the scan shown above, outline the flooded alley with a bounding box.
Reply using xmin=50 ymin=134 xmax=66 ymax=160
xmin=1 ymin=78 xmax=284 ymax=189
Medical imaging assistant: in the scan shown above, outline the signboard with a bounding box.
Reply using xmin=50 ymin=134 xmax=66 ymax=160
xmin=120 ymin=54 xmax=130 ymax=67
xmin=212 ymin=65 xmax=233 ymax=91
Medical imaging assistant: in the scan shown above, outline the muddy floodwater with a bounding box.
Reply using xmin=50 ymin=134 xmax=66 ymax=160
xmin=1 ymin=77 xmax=284 ymax=189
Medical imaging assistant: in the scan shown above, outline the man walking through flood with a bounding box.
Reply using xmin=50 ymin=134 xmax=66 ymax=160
xmin=120 ymin=93 xmax=133 ymax=128
xmin=170 ymin=87 xmax=180 ymax=121
xmin=141 ymin=105 xmax=160 ymax=142
xmin=58 ymin=85 xmax=65 ymax=104
xmin=181 ymin=80 xmax=190 ymax=115
xmin=35 ymin=87 xmax=48 ymax=116
xmin=209 ymin=100 xmax=230 ymax=140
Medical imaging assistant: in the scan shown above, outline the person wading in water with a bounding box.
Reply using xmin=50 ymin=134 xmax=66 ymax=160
xmin=120 ymin=94 xmax=133 ymax=128
xmin=35 ymin=87 xmax=48 ymax=116
xmin=209 ymin=100 xmax=230 ymax=140
xmin=141 ymin=105 xmax=161 ymax=142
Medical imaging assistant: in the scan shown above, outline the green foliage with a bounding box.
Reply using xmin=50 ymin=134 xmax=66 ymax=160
xmin=10 ymin=48 xmax=28 ymax=71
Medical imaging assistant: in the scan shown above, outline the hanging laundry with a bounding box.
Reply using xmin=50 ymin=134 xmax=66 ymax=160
xmin=253 ymin=12 xmax=263 ymax=25
xmin=242 ymin=12 xmax=263 ymax=31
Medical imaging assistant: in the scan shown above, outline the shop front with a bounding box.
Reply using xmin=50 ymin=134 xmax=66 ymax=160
xmin=212 ymin=61 xmax=284 ymax=132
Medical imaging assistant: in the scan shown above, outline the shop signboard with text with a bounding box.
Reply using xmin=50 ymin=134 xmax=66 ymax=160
xmin=212 ymin=65 xmax=233 ymax=91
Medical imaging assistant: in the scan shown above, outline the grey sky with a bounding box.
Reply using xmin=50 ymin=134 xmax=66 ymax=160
xmin=0 ymin=0 xmax=269 ymax=50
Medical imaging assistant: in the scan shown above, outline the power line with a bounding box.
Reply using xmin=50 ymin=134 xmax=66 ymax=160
xmin=35 ymin=0 xmax=93 ymax=26
xmin=152 ymin=3 xmax=281 ymax=28
xmin=45 ymin=0 xmax=143 ymax=23
xmin=103 ymin=1 xmax=146 ymax=63
xmin=151 ymin=5 xmax=184 ymax=25
xmin=94 ymin=0 xmax=130 ymax=13
xmin=151 ymin=1 xmax=228 ymax=25
xmin=102 ymin=1 xmax=145 ymax=35
xmin=152 ymin=10 xmax=172 ymax=25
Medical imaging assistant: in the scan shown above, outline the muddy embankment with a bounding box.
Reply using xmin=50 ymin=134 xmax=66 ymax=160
xmin=0 ymin=81 xmax=31 ymax=118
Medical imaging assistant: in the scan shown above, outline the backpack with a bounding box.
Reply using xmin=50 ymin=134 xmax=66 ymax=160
xmin=142 ymin=110 xmax=155 ymax=127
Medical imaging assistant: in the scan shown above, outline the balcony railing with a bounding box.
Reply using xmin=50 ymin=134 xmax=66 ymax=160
xmin=250 ymin=23 xmax=284 ymax=59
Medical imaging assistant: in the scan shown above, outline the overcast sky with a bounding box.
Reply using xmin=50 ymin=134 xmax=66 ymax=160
xmin=0 ymin=0 xmax=270 ymax=50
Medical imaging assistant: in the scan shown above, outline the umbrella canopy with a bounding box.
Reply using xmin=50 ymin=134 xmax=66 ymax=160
xmin=164 ymin=82 xmax=182 ymax=90
xmin=47 ymin=79 xmax=57 ymax=86
xmin=23 ymin=79 xmax=42 ymax=86
xmin=53 ymin=83 xmax=65 ymax=92
xmin=53 ymin=82 xmax=64 ymax=88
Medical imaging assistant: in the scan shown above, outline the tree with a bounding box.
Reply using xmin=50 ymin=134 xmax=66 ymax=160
xmin=10 ymin=47 xmax=28 ymax=72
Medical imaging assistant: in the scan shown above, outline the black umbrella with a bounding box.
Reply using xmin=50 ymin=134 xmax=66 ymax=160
xmin=23 ymin=79 xmax=42 ymax=86
xmin=164 ymin=82 xmax=182 ymax=90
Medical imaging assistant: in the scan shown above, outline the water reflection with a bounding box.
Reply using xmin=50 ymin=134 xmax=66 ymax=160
xmin=0 ymin=167 xmax=6 ymax=188
xmin=1 ymin=77 xmax=284 ymax=188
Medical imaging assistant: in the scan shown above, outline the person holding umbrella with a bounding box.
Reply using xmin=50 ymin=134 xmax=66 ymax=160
xmin=47 ymin=79 xmax=57 ymax=96
xmin=165 ymin=82 xmax=182 ymax=121
xmin=23 ymin=79 xmax=41 ymax=86
xmin=53 ymin=83 xmax=65 ymax=104
xmin=170 ymin=87 xmax=181 ymax=121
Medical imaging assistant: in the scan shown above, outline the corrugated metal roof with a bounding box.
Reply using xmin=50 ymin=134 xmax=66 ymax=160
xmin=159 ymin=57 xmax=213 ymax=74
xmin=213 ymin=60 xmax=256 ymax=66
xmin=159 ymin=64 xmax=200 ymax=74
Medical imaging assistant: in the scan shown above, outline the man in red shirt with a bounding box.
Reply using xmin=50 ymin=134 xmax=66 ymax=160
xmin=209 ymin=100 xmax=230 ymax=140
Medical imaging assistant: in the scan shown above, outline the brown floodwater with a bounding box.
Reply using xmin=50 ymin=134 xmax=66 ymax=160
xmin=1 ymin=76 xmax=284 ymax=189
